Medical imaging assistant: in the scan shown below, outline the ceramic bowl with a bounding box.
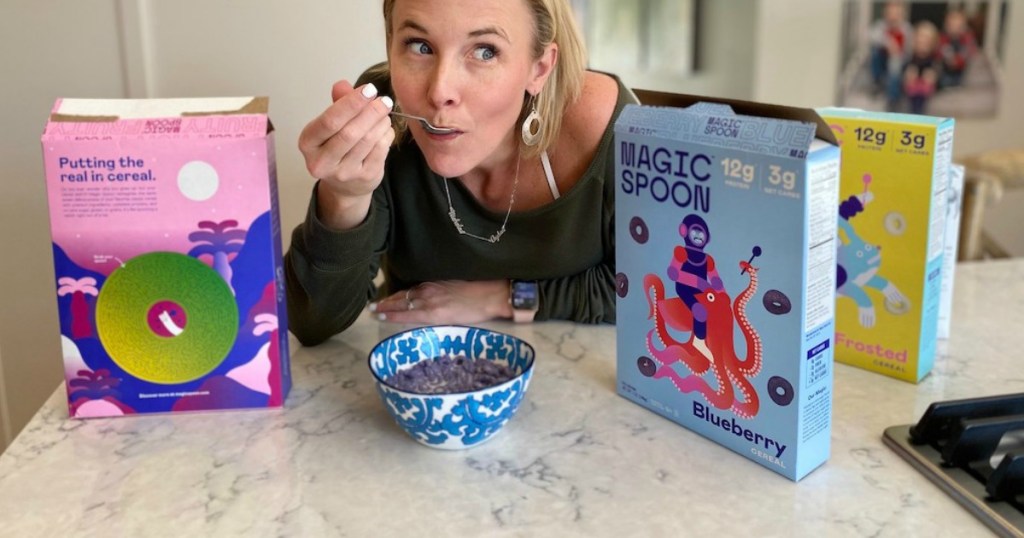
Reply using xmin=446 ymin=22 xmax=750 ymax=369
xmin=368 ymin=325 xmax=535 ymax=449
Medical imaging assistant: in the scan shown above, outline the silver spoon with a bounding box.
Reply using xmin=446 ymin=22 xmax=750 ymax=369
xmin=389 ymin=111 xmax=456 ymax=135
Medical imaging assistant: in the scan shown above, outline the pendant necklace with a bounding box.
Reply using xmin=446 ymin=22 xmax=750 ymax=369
xmin=442 ymin=150 xmax=521 ymax=244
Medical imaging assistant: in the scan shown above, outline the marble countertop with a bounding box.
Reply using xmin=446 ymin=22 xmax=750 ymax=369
xmin=2 ymin=259 xmax=1023 ymax=537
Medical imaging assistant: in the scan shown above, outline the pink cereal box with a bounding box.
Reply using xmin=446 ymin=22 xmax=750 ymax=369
xmin=40 ymin=97 xmax=291 ymax=418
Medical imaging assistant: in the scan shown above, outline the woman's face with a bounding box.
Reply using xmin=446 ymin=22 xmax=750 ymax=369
xmin=388 ymin=0 xmax=552 ymax=177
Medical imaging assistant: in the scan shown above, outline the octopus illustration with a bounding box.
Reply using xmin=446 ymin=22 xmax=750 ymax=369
xmin=643 ymin=259 xmax=763 ymax=419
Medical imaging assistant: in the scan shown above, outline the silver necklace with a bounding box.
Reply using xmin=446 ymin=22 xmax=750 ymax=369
xmin=442 ymin=151 xmax=520 ymax=244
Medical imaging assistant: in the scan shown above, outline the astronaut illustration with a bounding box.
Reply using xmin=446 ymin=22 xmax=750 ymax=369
xmin=667 ymin=213 xmax=724 ymax=360
xmin=836 ymin=192 xmax=909 ymax=328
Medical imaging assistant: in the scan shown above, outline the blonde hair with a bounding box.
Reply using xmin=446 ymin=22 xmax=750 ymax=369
xmin=379 ymin=0 xmax=587 ymax=158
xmin=914 ymin=20 xmax=939 ymax=49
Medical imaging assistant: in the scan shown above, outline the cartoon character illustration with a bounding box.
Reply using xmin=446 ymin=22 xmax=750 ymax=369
xmin=642 ymin=213 xmax=763 ymax=419
xmin=667 ymin=214 xmax=724 ymax=361
xmin=836 ymin=179 xmax=909 ymax=327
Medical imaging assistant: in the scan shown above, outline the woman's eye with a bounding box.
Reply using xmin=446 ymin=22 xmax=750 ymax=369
xmin=406 ymin=40 xmax=432 ymax=55
xmin=472 ymin=46 xmax=497 ymax=61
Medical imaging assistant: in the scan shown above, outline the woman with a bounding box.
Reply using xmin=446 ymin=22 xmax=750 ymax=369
xmin=286 ymin=0 xmax=635 ymax=346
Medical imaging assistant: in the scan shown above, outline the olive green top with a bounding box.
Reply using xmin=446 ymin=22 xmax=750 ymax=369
xmin=285 ymin=69 xmax=636 ymax=346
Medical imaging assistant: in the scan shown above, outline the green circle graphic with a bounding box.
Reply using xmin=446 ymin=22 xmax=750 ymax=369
xmin=95 ymin=252 xmax=238 ymax=384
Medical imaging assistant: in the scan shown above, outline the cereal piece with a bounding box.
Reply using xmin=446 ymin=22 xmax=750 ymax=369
xmin=884 ymin=297 xmax=911 ymax=315
xmin=637 ymin=356 xmax=657 ymax=377
xmin=767 ymin=376 xmax=794 ymax=406
xmin=762 ymin=289 xmax=792 ymax=315
xmin=385 ymin=355 xmax=516 ymax=394
xmin=629 ymin=216 xmax=649 ymax=244
xmin=616 ymin=272 xmax=629 ymax=298
xmin=884 ymin=211 xmax=907 ymax=235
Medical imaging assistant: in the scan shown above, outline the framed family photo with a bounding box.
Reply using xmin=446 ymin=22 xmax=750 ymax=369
xmin=836 ymin=0 xmax=1010 ymax=118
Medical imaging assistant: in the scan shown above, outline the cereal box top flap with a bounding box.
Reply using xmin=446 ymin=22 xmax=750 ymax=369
xmin=817 ymin=106 xmax=954 ymax=127
xmin=622 ymin=89 xmax=838 ymax=147
xmin=43 ymin=97 xmax=272 ymax=139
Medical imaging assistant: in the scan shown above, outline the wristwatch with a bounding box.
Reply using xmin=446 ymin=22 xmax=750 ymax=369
xmin=509 ymin=280 xmax=539 ymax=323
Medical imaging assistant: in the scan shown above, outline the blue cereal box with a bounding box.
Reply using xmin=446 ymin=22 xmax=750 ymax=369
xmin=614 ymin=91 xmax=840 ymax=481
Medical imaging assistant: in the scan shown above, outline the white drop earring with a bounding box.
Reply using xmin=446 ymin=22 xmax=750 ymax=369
xmin=521 ymin=95 xmax=542 ymax=146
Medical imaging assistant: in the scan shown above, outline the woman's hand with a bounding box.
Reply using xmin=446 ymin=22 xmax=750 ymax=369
xmin=369 ymin=280 xmax=515 ymax=324
xmin=298 ymin=80 xmax=396 ymax=230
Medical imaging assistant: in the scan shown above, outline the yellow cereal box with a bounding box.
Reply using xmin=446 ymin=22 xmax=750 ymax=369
xmin=818 ymin=108 xmax=954 ymax=383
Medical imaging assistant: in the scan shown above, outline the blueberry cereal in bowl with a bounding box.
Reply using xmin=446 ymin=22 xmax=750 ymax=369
xmin=368 ymin=325 xmax=535 ymax=449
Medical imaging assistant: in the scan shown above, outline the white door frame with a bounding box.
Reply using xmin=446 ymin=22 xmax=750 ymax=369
xmin=0 ymin=343 xmax=12 ymax=452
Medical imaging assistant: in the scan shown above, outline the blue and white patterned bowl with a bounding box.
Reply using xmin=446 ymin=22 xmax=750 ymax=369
xmin=368 ymin=325 xmax=535 ymax=450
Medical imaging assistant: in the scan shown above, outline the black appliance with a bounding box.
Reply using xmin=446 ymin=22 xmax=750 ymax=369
xmin=883 ymin=393 xmax=1024 ymax=538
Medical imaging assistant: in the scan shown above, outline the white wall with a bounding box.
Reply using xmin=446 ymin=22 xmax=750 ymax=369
xmin=133 ymin=0 xmax=387 ymax=235
xmin=622 ymin=0 xmax=757 ymax=99
xmin=751 ymin=0 xmax=843 ymax=108
xmin=0 ymin=0 xmax=127 ymax=452
xmin=1 ymin=0 xmax=1021 ymax=447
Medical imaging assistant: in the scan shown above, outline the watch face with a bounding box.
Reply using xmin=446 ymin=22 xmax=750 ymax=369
xmin=512 ymin=281 xmax=538 ymax=310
